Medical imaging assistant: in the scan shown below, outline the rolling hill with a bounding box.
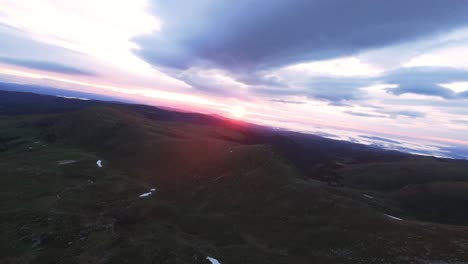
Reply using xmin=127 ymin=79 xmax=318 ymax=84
xmin=1 ymin=90 xmax=468 ymax=264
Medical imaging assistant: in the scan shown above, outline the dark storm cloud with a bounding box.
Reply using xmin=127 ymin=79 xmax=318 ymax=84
xmin=137 ymin=0 xmax=468 ymax=71
xmin=0 ymin=56 xmax=96 ymax=76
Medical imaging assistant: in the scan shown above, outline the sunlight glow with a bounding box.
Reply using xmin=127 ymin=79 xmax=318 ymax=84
xmin=440 ymin=82 xmax=468 ymax=93
xmin=0 ymin=0 xmax=161 ymax=75
xmin=228 ymin=106 xmax=246 ymax=119
xmin=0 ymin=66 xmax=223 ymax=109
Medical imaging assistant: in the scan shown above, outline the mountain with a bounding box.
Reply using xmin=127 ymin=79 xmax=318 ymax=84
xmin=0 ymin=82 xmax=126 ymax=103
xmin=1 ymin=89 xmax=468 ymax=263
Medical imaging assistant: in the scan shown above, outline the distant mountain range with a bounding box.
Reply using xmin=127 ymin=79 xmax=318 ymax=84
xmin=1 ymin=82 xmax=467 ymax=160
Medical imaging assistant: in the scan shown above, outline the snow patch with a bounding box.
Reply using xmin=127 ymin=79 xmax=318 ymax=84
xmin=58 ymin=160 xmax=77 ymax=165
xmin=96 ymin=160 xmax=103 ymax=168
xmin=56 ymin=95 xmax=89 ymax=100
xmin=139 ymin=188 xmax=156 ymax=198
xmin=384 ymin=214 xmax=403 ymax=221
xmin=363 ymin=194 xmax=374 ymax=199
xmin=139 ymin=192 xmax=152 ymax=198
xmin=207 ymin=256 xmax=221 ymax=264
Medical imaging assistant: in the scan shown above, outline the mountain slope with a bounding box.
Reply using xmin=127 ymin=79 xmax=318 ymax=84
xmin=1 ymin=90 xmax=468 ymax=263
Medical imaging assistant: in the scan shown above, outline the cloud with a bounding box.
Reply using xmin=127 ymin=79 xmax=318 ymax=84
xmin=151 ymin=61 xmax=468 ymax=106
xmin=387 ymin=110 xmax=426 ymax=118
xmin=452 ymin=120 xmax=468 ymax=125
xmin=303 ymin=77 xmax=371 ymax=102
xmin=137 ymin=0 xmax=468 ymax=72
xmin=345 ymin=109 xmax=426 ymax=119
xmin=0 ymin=0 xmax=160 ymax=75
xmin=130 ymin=1 xmax=468 ymax=106
xmin=438 ymin=145 xmax=468 ymax=160
xmin=359 ymin=135 xmax=401 ymax=144
xmin=0 ymin=56 xmax=96 ymax=76
xmin=384 ymin=67 xmax=468 ymax=99
xmin=328 ymin=101 xmax=353 ymax=107
xmin=344 ymin=111 xmax=385 ymax=118
xmin=269 ymin=66 xmax=468 ymax=103
xmin=157 ymin=67 xmax=252 ymax=99
xmin=249 ymin=76 xmax=370 ymax=104
xmin=270 ymin=99 xmax=306 ymax=105
xmin=387 ymin=83 xmax=457 ymax=99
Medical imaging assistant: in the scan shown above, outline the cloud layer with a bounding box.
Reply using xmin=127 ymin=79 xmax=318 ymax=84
xmin=0 ymin=57 xmax=96 ymax=76
xmin=137 ymin=0 xmax=468 ymax=71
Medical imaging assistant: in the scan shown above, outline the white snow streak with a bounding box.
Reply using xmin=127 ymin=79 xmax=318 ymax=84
xmin=56 ymin=95 xmax=89 ymax=100
xmin=384 ymin=214 xmax=403 ymax=221
xmin=207 ymin=256 xmax=221 ymax=264
xmin=139 ymin=192 xmax=152 ymax=198
xmin=139 ymin=188 xmax=156 ymax=198
xmin=58 ymin=160 xmax=77 ymax=165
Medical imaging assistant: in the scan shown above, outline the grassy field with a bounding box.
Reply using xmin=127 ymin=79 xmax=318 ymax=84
xmin=1 ymin=102 xmax=468 ymax=263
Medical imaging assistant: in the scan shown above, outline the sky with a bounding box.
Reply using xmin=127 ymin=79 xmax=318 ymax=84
xmin=1 ymin=0 xmax=468 ymax=158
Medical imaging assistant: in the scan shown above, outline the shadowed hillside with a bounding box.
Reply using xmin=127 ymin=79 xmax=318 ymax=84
xmin=1 ymin=90 xmax=468 ymax=263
